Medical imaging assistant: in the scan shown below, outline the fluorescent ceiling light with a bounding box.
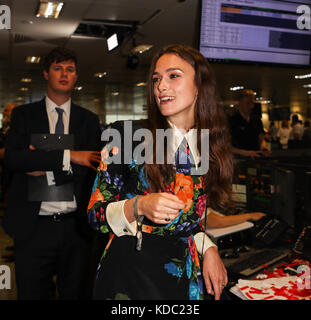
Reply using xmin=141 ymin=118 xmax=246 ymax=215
xmin=107 ymin=33 xmax=119 ymax=51
xmin=25 ymin=56 xmax=41 ymax=64
xmin=230 ymin=86 xmax=244 ymax=91
xmin=256 ymin=97 xmax=271 ymax=104
xmin=131 ymin=44 xmax=153 ymax=54
xmin=295 ymin=74 xmax=311 ymax=79
xmin=303 ymin=84 xmax=311 ymax=88
xmin=36 ymin=1 xmax=64 ymax=19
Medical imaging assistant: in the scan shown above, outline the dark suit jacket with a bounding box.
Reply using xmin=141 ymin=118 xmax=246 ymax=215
xmin=3 ymin=99 xmax=101 ymax=242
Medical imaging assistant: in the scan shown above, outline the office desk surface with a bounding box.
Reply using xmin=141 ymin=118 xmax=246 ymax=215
xmin=221 ymin=247 xmax=311 ymax=300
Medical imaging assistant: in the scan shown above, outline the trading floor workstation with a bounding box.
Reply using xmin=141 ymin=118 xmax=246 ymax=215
xmin=207 ymin=151 xmax=311 ymax=300
xmin=0 ymin=0 xmax=311 ymax=302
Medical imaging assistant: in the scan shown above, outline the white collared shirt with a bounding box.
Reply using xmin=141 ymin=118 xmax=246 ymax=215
xmin=166 ymin=119 xmax=201 ymax=169
xmin=39 ymin=96 xmax=77 ymax=215
xmin=105 ymin=121 xmax=216 ymax=256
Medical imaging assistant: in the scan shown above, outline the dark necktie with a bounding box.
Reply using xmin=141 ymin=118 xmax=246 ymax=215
xmin=55 ymin=107 xmax=64 ymax=134
xmin=175 ymin=137 xmax=191 ymax=174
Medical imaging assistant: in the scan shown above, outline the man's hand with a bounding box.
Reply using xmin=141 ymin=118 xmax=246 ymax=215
xmin=26 ymin=171 xmax=46 ymax=176
xmin=70 ymin=150 xmax=101 ymax=171
xmin=202 ymin=246 xmax=228 ymax=300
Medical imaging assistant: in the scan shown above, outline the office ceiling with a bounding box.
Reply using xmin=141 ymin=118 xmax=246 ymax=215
xmin=0 ymin=0 xmax=310 ymax=119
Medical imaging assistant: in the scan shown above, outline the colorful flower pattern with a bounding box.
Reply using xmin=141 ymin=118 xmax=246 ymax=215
xmin=88 ymin=130 xmax=207 ymax=300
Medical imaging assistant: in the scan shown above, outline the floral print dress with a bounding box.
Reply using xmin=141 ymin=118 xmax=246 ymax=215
xmin=87 ymin=121 xmax=209 ymax=300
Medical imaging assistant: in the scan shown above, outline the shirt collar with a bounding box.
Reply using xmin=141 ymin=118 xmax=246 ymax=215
xmin=167 ymin=119 xmax=200 ymax=167
xmin=45 ymin=96 xmax=71 ymax=114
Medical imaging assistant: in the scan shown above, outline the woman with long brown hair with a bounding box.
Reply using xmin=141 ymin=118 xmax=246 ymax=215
xmin=88 ymin=44 xmax=233 ymax=300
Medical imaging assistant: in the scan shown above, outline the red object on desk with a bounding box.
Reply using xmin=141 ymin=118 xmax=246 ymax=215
xmin=236 ymin=258 xmax=311 ymax=300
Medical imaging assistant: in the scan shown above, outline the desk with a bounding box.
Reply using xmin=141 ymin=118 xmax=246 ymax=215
xmin=221 ymin=247 xmax=311 ymax=300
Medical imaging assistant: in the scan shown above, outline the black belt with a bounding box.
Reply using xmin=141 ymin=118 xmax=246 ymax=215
xmin=38 ymin=211 xmax=76 ymax=222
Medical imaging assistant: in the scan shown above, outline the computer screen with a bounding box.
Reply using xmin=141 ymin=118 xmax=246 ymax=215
xmin=272 ymin=166 xmax=296 ymax=228
xmin=304 ymin=171 xmax=311 ymax=225
xmin=245 ymin=161 xmax=273 ymax=213
xmin=244 ymin=161 xmax=296 ymax=227
xmin=199 ymin=0 xmax=311 ymax=66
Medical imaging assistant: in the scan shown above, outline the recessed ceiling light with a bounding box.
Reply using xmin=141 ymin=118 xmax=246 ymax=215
xmin=94 ymin=72 xmax=107 ymax=78
xmin=22 ymin=20 xmax=34 ymax=24
xmin=111 ymin=92 xmax=119 ymax=96
xmin=136 ymin=82 xmax=147 ymax=87
xmin=107 ymin=33 xmax=119 ymax=51
xmin=36 ymin=1 xmax=64 ymax=19
xmin=25 ymin=56 xmax=41 ymax=64
xmin=20 ymin=87 xmax=29 ymax=91
xmin=74 ymin=86 xmax=83 ymax=91
xmin=21 ymin=78 xmax=32 ymax=83
xmin=131 ymin=44 xmax=153 ymax=54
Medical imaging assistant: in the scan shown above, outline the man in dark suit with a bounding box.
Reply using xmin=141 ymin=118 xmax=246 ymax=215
xmin=3 ymin=47 xmax=101 ymax=299
xmin=229 ymin=89 xmax=269 ymax=158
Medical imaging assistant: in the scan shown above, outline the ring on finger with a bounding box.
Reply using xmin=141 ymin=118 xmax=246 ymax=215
xmin=165 ymin=216 xmax=171 ymax=222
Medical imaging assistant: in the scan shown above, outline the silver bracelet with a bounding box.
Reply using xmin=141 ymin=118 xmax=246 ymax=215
xmin=133 ymin=195 xmax=141 ymax=221
xmin=133 ymin=195 xmax=143 ymax=251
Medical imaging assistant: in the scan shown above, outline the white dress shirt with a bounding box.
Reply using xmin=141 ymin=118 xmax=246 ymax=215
xmin=105 ymin=121 xmax=216 ymax=256
xmin=39 ymin=96 xmax=77 ymax=215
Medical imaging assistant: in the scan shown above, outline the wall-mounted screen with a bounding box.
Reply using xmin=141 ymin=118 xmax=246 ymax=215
xmin=199 ymin=0 xmax=311 ymax=67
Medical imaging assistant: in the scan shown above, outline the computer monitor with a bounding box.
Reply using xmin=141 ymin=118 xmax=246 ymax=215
xmin=244 ymin=160 xmax=296 ymax=227
xmin=272 ymin=166 xmax=296 ymax=228
xmin=304 ymin=172 xmax=311 ymax=225
xmin=199 ymin=0 xmax=311 ymax=67
xmin=245 ymin=160 xmax=274 ymax=213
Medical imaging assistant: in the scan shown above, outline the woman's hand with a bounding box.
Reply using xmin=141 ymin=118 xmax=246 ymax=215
xmin=202 ymin=246 xmax=228 ymax=300
xmin=247 ymin=212 xmax=266 ymax=221
xmin=138 ymin=192 xmax=186 ymax=224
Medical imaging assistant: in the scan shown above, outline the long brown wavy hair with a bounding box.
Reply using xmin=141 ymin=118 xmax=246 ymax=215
xmin=144 ymin=44 xmax=233 ymax=210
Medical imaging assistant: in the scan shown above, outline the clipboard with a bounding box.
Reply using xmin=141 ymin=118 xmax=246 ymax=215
xmin=28 ymin=133 xmax=75 ymax=201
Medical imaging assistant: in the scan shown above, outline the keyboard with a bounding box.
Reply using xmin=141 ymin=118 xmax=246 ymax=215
xmin=252 ymin=215 xmax=288 ymax=246
xmin=227 ymin=248 xmax=290 ymax=277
